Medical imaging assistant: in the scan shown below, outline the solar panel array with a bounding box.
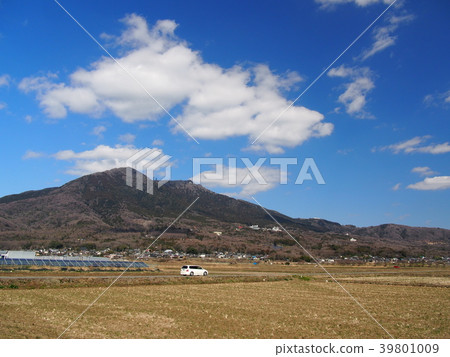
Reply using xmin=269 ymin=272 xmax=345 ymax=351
xmin=0 ymin=258 xmax=148 ymax=268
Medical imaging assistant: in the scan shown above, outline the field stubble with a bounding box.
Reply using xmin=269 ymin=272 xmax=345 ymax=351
xmin=0 ymin=263 xmax=448 ymax=339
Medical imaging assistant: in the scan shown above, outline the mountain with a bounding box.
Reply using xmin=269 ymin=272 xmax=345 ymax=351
xmin=0 ymin=168 xmax=449 ymax=258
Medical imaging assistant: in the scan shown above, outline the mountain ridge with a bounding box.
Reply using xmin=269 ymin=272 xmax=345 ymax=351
xmin=0 ymin=167 xmax=448 ymax=258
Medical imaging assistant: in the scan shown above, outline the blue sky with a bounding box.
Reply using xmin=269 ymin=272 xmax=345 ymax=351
xmin=0 ymin=0 xmax=449 ymax=228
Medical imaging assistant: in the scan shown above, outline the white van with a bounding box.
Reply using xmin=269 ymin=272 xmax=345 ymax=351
xmin=180 ymin=265 xmax=208 ymax=276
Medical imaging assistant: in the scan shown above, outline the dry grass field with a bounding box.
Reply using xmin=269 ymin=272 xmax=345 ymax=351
xmin=0 ymin=262 xmax=448 ymax=339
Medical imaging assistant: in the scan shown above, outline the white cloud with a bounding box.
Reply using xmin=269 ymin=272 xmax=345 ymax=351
xmin=411 ymin=166 xmax=438 ymax=177
xmin=338 ymin=77 xmax=374 ymax=117
xmin=413 ymin=144 xmax=450 ymax=154
xmin=361 ymin=26 xmax=396 ymax=60
xmin=337 ymin=148 xmax=353 ymax=155
xmin=423 ymin=94 xmax=433 ymax=105
xmin=392 ymin=183 xmax=401 ymax=191
xmin=19 ymin=14 xmax=332 ymax=153
xmin=328 ymin=65 xmax=374 ymax=118
xmin=382 ymin=136 xmax=427 ymax=153
xmin=152 ymin=139 xmax=164 ymax=146
xmin=119 ymin=133 xmax=136 ymax=144
xmin=397 ymin=213 xmax=410 ymax=221
xmin=424 ymin=90 xmax=450 ymax=108
xmin=0 ymin=74 xmax=10 ymax=87
xmin=22 ymin=150 xmax=44 ymax=159
xmin=315 ymin=0 xmax=391 ymax=9
xmin=91 ymin=125 xmax=107 ymax=137
xmin=407 ymin=176 xmax=450 ymax=191
xmin=324 ymin=4 xmax=413 ymax=119
xmin=379 ymin=136 xmax=450 ymax=154
xmin=18 ymin=75 xmax=102 ymax=118
xmin=327 ymin=66 xmax=356 ymax=78
xmin=316 ymin=0 xmax=413 ymax=60
xmin=52 ymin=144 xmax=169 ymax=176
xmin=360 ymin=13 xmax=414 ymax=60
xmin=25 ymin=115 xmax=33 ymax=123
xmin=0 ymin=102 xmax=6 ymax=110
xmin=191 ymin=164 xmax=281 ymax=197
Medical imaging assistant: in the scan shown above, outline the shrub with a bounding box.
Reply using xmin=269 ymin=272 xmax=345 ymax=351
xmin=48 ymin=241 xmax=63 ymax=249
xmin=186 ymin=247 xmax=198 ymax=255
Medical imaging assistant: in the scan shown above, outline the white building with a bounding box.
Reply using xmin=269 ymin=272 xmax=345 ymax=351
xmin=2 ymin=250 xmax=36 ymax=259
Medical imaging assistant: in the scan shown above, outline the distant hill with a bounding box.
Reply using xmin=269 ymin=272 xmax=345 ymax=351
xmin=0 ymin=167 xmax=448 ymax=258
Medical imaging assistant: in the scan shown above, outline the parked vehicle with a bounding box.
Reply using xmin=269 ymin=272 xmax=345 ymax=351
xmin=180 ymin=265 xmax=208 ymax=276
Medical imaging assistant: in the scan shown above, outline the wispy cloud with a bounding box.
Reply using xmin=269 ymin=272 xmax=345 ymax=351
xmin=316 ymin=0 xmax=413 ymax=60
xmin=324 ymin=1 xmax=413 ymax=121
xmin=152 ymin=139 xmax=164 ymax=146
xmin=423 ymin=90 xmax=450 ymax=108
xmin=315 ymin=0 xmax=392 ymax=10
xmin=397 ymin=213 xmax=410 ymax=221
xmin=411 ymin=166 xmax=438 ymax=177
xmin=360 ymin=12 xmax=414 ymax=60
xmin=22 ymin=150 xmax=45 ymax=160
xmin=118 ymin=133 xmax=136 ymax=144
xmin=0 ymin=74 xmax=10 ymax=87
xmin=392 ymin=183 xmax=401 ymax=191
xmin=337 ymin=148 xmax=354 ymax=155
xmin=191 ymin=164 xmax=281 ymax=197
xmin=52 ymin=144 xmax=168 ymax=176
xmin=407 ymin=176 xmax=450 ymax=191
xmin=91 ymin=125 xmax=107 ymax=138
xmin=378 ymin=136 xmax=450 ymax=154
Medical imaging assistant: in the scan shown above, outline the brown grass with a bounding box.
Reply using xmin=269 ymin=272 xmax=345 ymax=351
xmin=0 ymin=265 xmax=449 ymax=339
